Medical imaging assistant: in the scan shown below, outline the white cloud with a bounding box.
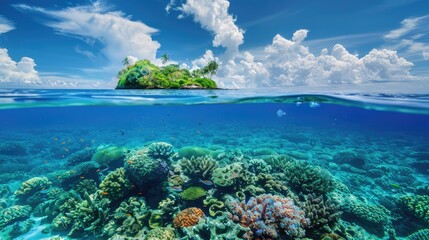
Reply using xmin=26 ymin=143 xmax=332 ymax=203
xmin=0 ymin=16 xmax=15 ymax=34
xmin=191 ymin=50 xmax=219 ymax=70
xmin=205 ymin=30 xmax=415 ymax=88
xmin=384 ymin=15 xmax=429 ymax=62
xmin=0 ymin=48 xmax=41 ymax=85
xmin=173 ymin=0 xmax=244 ymax=58
xmin=14 ymin=2 xmax=161 ymax=65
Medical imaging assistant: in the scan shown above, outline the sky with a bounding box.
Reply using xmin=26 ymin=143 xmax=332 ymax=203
xmin=0 ymin=0 xmax=428 ymax=90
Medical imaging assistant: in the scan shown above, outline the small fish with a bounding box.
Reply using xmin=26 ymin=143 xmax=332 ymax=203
xmin=80 ymin=176 xmax=85 ymax=179
xmin=309 ymin=101 xmax=320 ymax=108
xmin=64 ymin=148 xmax=69 ymax=152
xmin=80 ymin=138 xmax=84 ymax=142
xmin=120 ymin=130 xmax=125 ymax=135
xmin=138 ymin=192 xmax=143 ymax=195
xmin=61 ymin=141 xmax=66 ymax=145
xmin=171 ymin=186 xmax=183 ymax=192
xmin=276 ymin=109 xmax=286 ymax=118
xmin=199 ymin=178 xmax=214 ymax=186
xmin=53 ymin=138 xmax=58 ymax=141
xmin=44 ymin=160 xmax=48 ymax=164
xmin=101 ymin=191 xmax=109 ymax=195
xmin=126 ymin=213 xmax=132 ymax=217
xmin=391 ymin=183 xmax=401 ymax=189
xmin=97 ymin=167 xmax=109 ymax=174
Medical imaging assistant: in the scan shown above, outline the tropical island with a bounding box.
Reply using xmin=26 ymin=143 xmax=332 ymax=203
xmin=116 ymin=54 xmax=218 ymax=89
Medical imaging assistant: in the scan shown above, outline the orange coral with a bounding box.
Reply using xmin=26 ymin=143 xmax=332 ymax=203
xmin=173 ymin=207 xmax=204 ymax=228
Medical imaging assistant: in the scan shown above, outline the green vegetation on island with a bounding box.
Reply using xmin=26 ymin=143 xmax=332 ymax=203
xmin=116 ymin=56 xmax=218 ymax=89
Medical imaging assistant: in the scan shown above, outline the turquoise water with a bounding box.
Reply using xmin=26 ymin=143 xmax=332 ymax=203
xmin=0 ymin=89 xmax=429 ymax=240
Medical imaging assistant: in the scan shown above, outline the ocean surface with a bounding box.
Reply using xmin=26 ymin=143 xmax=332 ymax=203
xmin=0 ymin=89 xmax=429 ymax=240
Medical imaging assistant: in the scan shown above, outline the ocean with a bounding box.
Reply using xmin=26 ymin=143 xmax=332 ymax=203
xmin=0 ymin=89 xmax=428 ymax=240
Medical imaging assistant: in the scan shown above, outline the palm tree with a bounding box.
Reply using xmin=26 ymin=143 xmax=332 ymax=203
xmin=161 ymin=53 xmax=169 ymax=65
xmin=205 ymin=60 xmax=219 ymax=79
xmin=122 ymin=57 xmax=130 ymax=66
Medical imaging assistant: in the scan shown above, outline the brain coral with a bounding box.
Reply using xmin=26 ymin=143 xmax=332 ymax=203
xmin=14 ymin=177 xmax=51 ymax=197
xmin=145 ymin=227 xmax=175 ymax=240
xmin=180 ymin=186 xmax=206 ymax=201
xmin=173 ymin=207 xmax=204 ymax=228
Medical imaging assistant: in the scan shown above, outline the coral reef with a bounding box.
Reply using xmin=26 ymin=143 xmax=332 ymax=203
xmin=124 ymin=147 xmax=169 ymax=186
xmin=228 ymin=194 xmax=309 ymax=239
xmin=203 ymin=197 xmax=225 ymax=217
xmin=244 ymin=158 xmax=272 ymax=174
xmin=0 ymin=205 xmax=32 ymax=228
xmin=179 ymin=155 xmax=218 ymax=179
xmin=66 ymin=148 xmax=95 ymax=166
xmin=145 ymin=227 xmax=176 ymax=240
xmin=182 ymin=212 xmax=249 ymax=240
xmin=14 ymin=177 xmax=51 ymax=197
xmin=149 ymin=210 xmax=164 ymax=228
xmin=177 ymin=146 xmax=213 ymax=159
xmin=102 ymin=197 xmax=149 ymax=237
xmin=92 ymin=145 xmax=127 ymax=165
xmin=333 ymin=150 xmax=366 ymax=168
xmin=73 ymin=179 xmax=97 ymax=197
xmin=63 ymin=192 xmax=111 ymax=237
xmin=277 ymin=157 xmax=334 ymax=195
xmin=147 ymin=142 xmax=175 ymax=161
xmin=173 ymin=207 xmax=204 ymax=228
xmin=399 ymin=195 xmax=429 ymax=224
xmin=211 ymin=162 xmax=243 ymax=187
xmin=0 ymin=141 xmax=26 ymax=156
xmin=299 ymin=193 xmax=342 ymax=237
xmin=180 ymin=186 xmax=206 ymax=201
xmin=407 ymin=228 xmax=429 ymax=240
xmin=98 ymin=167 xmax=132 ymax=201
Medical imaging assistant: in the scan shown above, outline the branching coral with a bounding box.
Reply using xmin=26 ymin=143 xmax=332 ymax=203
xmin=299 ymin=193 xmax=341 ymax=237
xmin=66 ymin=192 xmax=111 ymax=237
xmin=244 ymin=158 xmax=272 ymax=175
xmin=147 ymin=142 xmax=175 ymax=161
xmin=102 ymin=197 xmax=149 ymax=237
xmin=14 ymin=177 xmax=51 ymax=197
xmin=399 ymin=195 xmax=429 ymax=224
xmin=173 ymin=207 xmax=204 ymax=228
xmin=228 ymin=194 xmax=309 ymax=239
xmin=407 ymin=228 xmax=429 ymax=240
xmin=98 ymin=167 xmax=132 ymax=201
xmin=179 ymin=155 xmax=218 ymax=179
xmin=73 ymin=179 xmax=97 ymax=197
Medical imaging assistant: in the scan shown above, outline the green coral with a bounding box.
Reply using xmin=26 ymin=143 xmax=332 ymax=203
xmin=211 ymin=162 xmax=243 ymax=187
xmin=180 ymin=186 xmax=207 ymax=201
xmin=14 ymin=177 xmax=51 ymax=197
xmin=73 ymin=179 xmax=98 ymax=197
xmin=181 ymin=212 xmax=249 ymax=240
xmin=179 ymin=155 xmax=218 ymax=179
xmin=66 ymin=192 xmax=111 ymax=237
xmin=92 ymin=145 xmax=127 ymax=165
xmin=399 ymin=195 xmax=429 ymax=224
xmin=149 ymin=210 xmax=164 ymax=228
xmin=242 ymin=173 xmax=289 ymax=196
xmin=269 ymin=156 xmax=334 ymax=195
xmin=98 ymin=167 xmax=132 ymax=201
xmin=203 ymin=197 xmax=225 ymax=217
xmin=407 ymin=228 xmax=429 ymax=240
xmin=244 ymin=158 xmax=272 ymax=174
xmin=177 ymin=146 xmax=214 ymax=159
xmin=145 ymin=227 xmax=176 ymax=240
xmin=102 ymin=197 xmax=150 ymax=238
xmin=0 ymin=205 xmax=32 ymax=228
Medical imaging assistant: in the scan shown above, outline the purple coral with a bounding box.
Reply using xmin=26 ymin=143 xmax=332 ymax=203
xmin=228 ymin=194 xmax=309 ymax=239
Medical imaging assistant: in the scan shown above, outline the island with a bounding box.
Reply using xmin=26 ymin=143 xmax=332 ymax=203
xmin=116 ymin=56 xmax=218 ymax=89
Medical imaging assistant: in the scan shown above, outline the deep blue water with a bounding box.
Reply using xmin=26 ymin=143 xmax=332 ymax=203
xmin=0 ymin=89 xmax=429 ymax=240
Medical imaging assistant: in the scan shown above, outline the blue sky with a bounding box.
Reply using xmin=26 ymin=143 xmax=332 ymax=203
xmin=0 ymin=0 xmax=428 ymax=90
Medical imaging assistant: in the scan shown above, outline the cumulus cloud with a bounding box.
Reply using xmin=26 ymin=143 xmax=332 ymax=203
xmin=191 ymin=50 xmax=219 ymax=70
xmin=206 ymin=30 xmax=415 ymax=88
xmin=14 ymin=2 xmax=161 ymax=65
xmin=172 ymin=0 xmax=244 ymax=58
xmin=0 ymin=48 xmax=41 ymax=85
xmin=0 ymin=16 xmax=15 ymax=34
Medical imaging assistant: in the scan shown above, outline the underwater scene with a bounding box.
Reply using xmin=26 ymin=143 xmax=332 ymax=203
xmin=0 ymin=89 xmax=429 ymax=240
